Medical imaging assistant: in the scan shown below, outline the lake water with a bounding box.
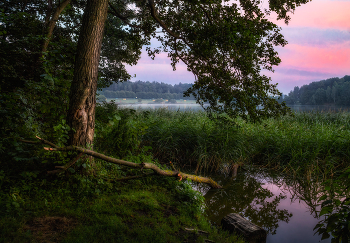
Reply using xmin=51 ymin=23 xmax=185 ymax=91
xmin=191 ymin=169 xmax=332 ymax=243
xmin=119 ymin=103 xmax=349 ymax=113
xmin=118 ymin=103 xmax=206 ymax=111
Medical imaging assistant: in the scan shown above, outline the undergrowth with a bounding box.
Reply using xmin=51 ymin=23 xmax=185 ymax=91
xmin=0 ymin=168 xmax=242 ymax=243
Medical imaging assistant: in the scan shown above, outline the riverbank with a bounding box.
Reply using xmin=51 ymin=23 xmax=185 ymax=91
xmin=0 ymin=173 xmax=243 ymax=242
xmin=2 ymin=105 xmax=349 ymax=242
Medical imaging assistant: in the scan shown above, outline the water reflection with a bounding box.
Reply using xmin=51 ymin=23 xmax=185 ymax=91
xmin=191 ymin=169 xmax=331 ymax=243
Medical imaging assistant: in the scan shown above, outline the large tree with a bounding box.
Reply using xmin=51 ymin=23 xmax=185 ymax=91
xmin=66 ymin=0 xmax=311 ymax=147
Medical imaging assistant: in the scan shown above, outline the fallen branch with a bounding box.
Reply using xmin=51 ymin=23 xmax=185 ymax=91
xmin=19 ymin=136 xmax=59 ymax=148
xmin=24 ymin=137 xmax=222 ymax=189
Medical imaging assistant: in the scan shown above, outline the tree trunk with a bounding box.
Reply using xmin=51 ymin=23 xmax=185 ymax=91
xmin=67 ymin=0 xmax=109 ymax=147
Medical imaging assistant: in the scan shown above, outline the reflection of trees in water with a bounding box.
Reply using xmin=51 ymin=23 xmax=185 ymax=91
xmin=197 ymin=172 xmax=292 ymax=235
xmin=271 ymin=176 xmax=324 ymax=217
xmin=194 ymin=169 xmax=338 ymax=238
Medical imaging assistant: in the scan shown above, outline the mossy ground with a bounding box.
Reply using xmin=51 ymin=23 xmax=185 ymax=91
xmin=0 ymin=174 xmax=244 ymax=243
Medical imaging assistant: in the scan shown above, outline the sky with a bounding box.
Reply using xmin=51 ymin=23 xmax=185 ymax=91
xmin=125 ymin=0 xmax=350 ymax=94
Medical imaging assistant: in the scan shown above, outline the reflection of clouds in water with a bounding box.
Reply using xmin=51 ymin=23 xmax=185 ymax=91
xmin=190 ymin=169 xmax=331 ymax=243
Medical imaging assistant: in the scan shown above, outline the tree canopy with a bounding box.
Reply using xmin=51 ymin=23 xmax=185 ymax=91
xmin=0 ymin=0 xmax=312 ymax=150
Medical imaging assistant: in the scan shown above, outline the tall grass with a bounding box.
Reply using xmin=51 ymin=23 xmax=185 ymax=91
xmin=137 ymin=109 xmax=350 ymax=177
xmin=95 ymin=103 xmax=349 ymax=177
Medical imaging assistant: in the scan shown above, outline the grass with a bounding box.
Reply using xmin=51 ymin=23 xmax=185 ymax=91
xmin=0 ymin=174 xmax=243 ymax=243
xmin=137 ymin=108 xmax=350 ymax=177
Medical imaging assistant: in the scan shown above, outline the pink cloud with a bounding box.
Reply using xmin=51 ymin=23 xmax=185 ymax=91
xmin=125 ymin=0 xmax=350 ymax=93
xmin=126 ymin=52 xmax=194 ymax=83
xmin=277 ymin=43 xmax=350 ymax=72
xmin=271 ymin=0 xmax=350 ymax=30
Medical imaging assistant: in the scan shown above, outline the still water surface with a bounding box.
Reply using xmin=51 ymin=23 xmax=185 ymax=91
xmin=191 ymin=169 xmax=331 ymax=243
xmin=119 ymin=103 xmax=349 ymax=112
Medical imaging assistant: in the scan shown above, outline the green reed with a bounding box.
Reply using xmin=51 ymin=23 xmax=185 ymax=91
xmin=137 ymin=109 xmax=350 ymax=177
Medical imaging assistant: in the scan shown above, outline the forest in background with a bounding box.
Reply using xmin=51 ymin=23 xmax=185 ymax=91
xmin=281 ymin=75 xmax=350 ymax=106
xmin=100 ymin=76 xmax=350 ymax=105
xmin=99 ymin=81 xmax=195 ymax=100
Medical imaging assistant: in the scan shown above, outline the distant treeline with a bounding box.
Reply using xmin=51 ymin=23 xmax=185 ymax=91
xmin=99 ymin=81 xmax=194 ymax=99
xmin=282 ymin=75 xmax=350 ymax=106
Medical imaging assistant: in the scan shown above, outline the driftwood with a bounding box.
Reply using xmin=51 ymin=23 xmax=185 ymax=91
xmin=221 ymin=213 xmax=266 ymax=243
xmin=22 ymin=136 xmax=222 ymax=189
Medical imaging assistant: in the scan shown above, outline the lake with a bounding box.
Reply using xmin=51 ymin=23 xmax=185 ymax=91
xmin=191 ymin=169 xmax=332 ymax=243
xmin=118 ymin=103 xmax=350 ymax=112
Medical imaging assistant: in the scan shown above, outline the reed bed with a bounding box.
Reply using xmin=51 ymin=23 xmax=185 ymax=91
xmin=139 ymin=109 xmax=350 ymax=177
xmin=95 ymin=104 xmax=350 ymax=177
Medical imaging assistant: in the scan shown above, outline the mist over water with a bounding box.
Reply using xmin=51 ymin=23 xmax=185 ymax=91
xmin=119 ymin=103 xmax=349 ymax=112
xmin=119 ymin=103 xmax=205 ymax=111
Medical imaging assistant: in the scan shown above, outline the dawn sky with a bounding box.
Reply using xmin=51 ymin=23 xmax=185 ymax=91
xmin=125 ymin=0 xmax=350 ymax=94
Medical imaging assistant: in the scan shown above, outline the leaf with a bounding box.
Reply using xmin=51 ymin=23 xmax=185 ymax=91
xmin=322 ymin=200 xmax=333 ymax=207
xmin=320 ymin=206 xmax=332 ymax=216
xmin=67 ymin=168 xmax=75 ymax=173
xmin=313 ymin=223 xmax=324 ymax=231
xmin=321 ymin=232 xmax=330 ymax=240
xmin=318 ymin=194 xmax=327 ymax=202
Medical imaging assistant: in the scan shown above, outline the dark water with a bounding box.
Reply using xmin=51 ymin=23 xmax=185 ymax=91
xmin=191 ymin=169 xmax=331 ymax=243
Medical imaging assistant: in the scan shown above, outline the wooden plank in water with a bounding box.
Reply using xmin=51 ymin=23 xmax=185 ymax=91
xmin=221 ymin=213 xmax=267 ymax=243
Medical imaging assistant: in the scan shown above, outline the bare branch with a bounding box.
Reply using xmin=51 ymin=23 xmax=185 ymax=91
xmin=19 ymin=136 xmax=59 ymax=148
xmin=37 ymin=138 xmax=222 ymax=189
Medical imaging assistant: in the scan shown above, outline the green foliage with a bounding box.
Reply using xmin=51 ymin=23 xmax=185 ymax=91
xmin=314 ymin=167 xmax=350 ymax=242
xmin=282 ymin=75 xmax=350 ymax=106
xmin=0 ymin=167 xmax=243 ymax=243
xmin=95 ymin=102 xmax=149 ymax=158
xmin=131 ymin=108 xmax=350 ymax=176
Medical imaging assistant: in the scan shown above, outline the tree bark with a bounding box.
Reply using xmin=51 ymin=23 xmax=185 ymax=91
xmin=67 ymin=0 xmax=109 ymax=147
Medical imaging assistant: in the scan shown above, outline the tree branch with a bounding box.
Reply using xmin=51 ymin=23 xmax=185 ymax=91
xmin=21 ymin=137 xmax=222 ymax=188
xmin=19 ymin=136 xmax=59 ymax=149
xmin=42 ymin=0 xmax=71 ymax=54
xmin=148 ymin=0 xmax=180 ymax=39
xmin=108 ymin=2 xmax=142 ymax=29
